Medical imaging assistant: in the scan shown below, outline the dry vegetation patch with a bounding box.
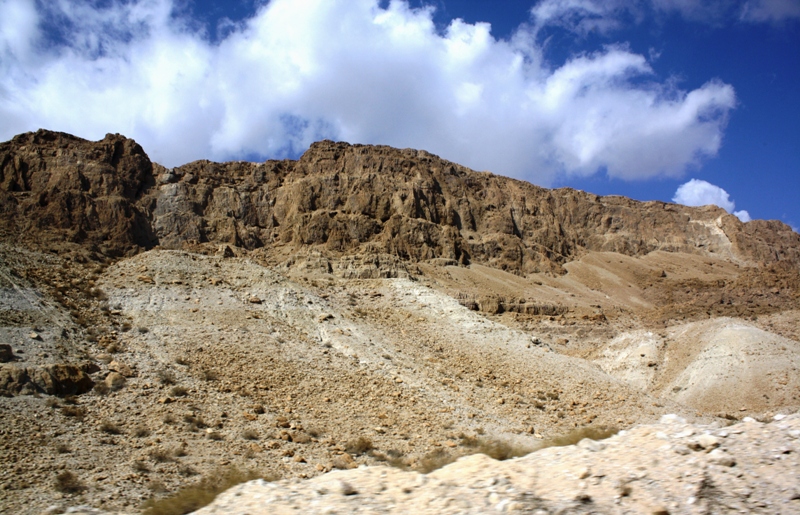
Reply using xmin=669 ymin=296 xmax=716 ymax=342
xmin=141 ymin=466 xmax=275 ymax=515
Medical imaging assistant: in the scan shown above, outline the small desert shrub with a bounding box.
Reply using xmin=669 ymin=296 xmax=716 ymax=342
xmin=199 ymin=368 xmax=218 ymax=382
xmin=417 ymin=449 xmax=456 ymax=473
xmin=55 ymin=443 xmax=71 ymax=454
xmin=183 ymin=414 xmax=207 ymax=431
xmin=100 ymin=420 xmax=123 ymax=435
xmin=61 ymin=406 xmax=86 ymax=420
xmin=141 ymin=466 xmax=271 ymax=515
xmin=157 ymin=369 xmax=176 ymax=385
xmin=386 ymin=451 xmax=407 ymax=469
xmin=149 ymin=448 xmax=174 ymax=463
xmin=469 ymin=438 xmax=532 ymax=461
xmin=163 ymin=414 xmax=176 ymax=425
xmin=148 ymin=480 xmax=167 ymax=494
xmin=178 ymin=465 xmax=197 ymax=477
xmin=345 ymin=436 xmax=373 ymax=455
xmin=376 ymin=449 xmax=408 ymax=469
xmin=409 ymin=435 xmax=537 ymax=473
xmin=45 ymin=397 xmax=60 ymax=409
xmin=90 ymin=288 xmax=108 ymax=300
xmin=241 ymin=429 xmax=259 ymax=441
xmin=540 ymin=426 xmax=618 ymax=449
xmin=54 ymin=471 xmax=84 ymax=493
xmin=170 ymin=386 xmax=188 ymax=397
xmin=134 ymin=426 xmax=151 ymax=438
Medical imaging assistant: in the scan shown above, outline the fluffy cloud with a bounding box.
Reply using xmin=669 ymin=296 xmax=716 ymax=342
xmin=0 ymin=0 xmax=736 ymax=184
xmin=673 ymin=179 xmax=751 ymax=222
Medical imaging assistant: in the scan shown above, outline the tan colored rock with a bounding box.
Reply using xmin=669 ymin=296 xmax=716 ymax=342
xmin=104 ymin=372 xmax=126 ymax=391
xmin=108 ymin=360 xmax=134 ymax=377
xmin=331 ymin=452 xmax=357 ymax=470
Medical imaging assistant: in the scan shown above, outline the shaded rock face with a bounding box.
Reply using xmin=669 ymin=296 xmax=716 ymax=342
xmin=2 ymin=130 xmax=799 ymax=273
xmin=0 ymin=364 xmax=94 ymax=396
xmin=0 ymin=130 xmax=156 ymax=257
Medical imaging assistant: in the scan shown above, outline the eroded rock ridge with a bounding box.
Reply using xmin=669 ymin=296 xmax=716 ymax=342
xmin=3 ymin=130 xmax=798 ymax=273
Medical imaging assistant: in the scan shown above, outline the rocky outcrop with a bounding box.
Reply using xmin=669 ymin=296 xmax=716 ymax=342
xmin=0 ymin=130 xmax=156 ymax=257
xmin=0 ymin=363 xmax=94 ymax=396
xmin=2 ymin=130 xmax=799 ymax=273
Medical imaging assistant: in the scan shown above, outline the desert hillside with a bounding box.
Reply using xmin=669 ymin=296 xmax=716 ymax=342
xmin=0 ymin=130 xmax=798 ymax=514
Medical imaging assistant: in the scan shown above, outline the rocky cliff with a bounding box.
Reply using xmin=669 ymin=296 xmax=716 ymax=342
xmin=2 ymin=130 xmax=798 ymax=273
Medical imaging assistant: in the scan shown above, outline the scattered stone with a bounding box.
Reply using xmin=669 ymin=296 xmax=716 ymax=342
xmin=108 ymin=360 xmax=134 ymax=377
xmin=577 ymin=438 xmax=605 ymax=452
xmin=695 ymin=434 xmax=720 ymax=450
xmin=0 ymin=344 xmax=15 ymax=362
xmin=331 ymin=453 xmax=357 ymax=470
xmin=708 ymin=449 xmax=737 ymax=467
xmin=104 ymin=372 xmax=126 ymax=391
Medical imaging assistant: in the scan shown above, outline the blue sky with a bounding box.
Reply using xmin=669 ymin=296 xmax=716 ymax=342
xmin=0 ymin=0 xmax=798 ymax=228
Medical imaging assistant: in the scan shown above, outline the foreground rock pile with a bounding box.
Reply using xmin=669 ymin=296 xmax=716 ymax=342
xmin=195 ymin=413 xmax=800 ymax=514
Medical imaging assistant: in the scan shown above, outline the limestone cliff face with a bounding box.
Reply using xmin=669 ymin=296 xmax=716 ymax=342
xmin=0 ymin=130 xmax=156 ymax=256
xmin=1 ymin=130 xmax=798 ymax=272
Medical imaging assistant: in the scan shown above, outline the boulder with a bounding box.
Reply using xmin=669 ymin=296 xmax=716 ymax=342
xmin=104 ymin=372 xmax=126 ymax=391
xmin=108 ymin=360 xmax=134 ymax=377
xmin=0 ymin=344 xmax=14 ymax=362
xmin=0 ymin=364 xmax=93 ymax=396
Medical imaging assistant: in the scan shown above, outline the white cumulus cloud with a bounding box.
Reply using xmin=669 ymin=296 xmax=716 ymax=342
xmin=0 ymin=0 xmax=736 ymax=184
xmin=673 ymin=179 xmax=751 ymax=221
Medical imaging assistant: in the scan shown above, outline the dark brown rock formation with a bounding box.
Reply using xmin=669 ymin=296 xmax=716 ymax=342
xmin=1 ymin=130 xmax=798 ymax=273
xmin=0 ymin=363 xmax=94 ymax=396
